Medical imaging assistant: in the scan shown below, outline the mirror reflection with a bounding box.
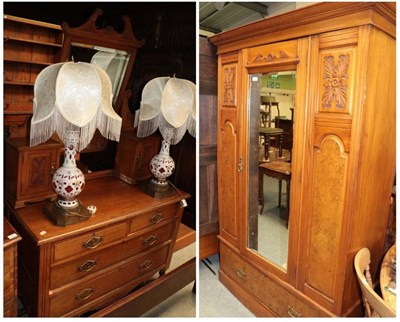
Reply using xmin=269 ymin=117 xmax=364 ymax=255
xmin=248 ymin=71 xmax=296 ymax=271
xmin=70 ymin=43 xmax=130 ymax=105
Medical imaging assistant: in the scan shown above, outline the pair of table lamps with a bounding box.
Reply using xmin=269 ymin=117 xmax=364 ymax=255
xmin=30 ymin=61 xmax=195 ymax=226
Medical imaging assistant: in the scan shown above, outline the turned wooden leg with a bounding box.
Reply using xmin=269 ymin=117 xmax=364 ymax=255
xmin=259 ymin=171 xmax=264 ymax=214
xmin=278 ymin=179 xmax=282 ymax=207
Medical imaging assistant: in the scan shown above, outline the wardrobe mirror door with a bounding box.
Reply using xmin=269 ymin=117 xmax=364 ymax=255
xmin=248 ymin=71 xmax=296 ymax=271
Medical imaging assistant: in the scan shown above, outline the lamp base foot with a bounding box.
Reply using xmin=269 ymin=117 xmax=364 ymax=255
xmin=44 ymin=200 xmax=92 ymax=227
xmin=140 ymin=179 xmax=176 ymax=198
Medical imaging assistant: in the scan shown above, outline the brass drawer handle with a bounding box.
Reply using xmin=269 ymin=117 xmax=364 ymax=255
xmin=76 ymin=286 xmax=95 ymax=301
xmin=139 ymin=259 xmax=153 ymax=272
xmin=78 ymin=259 xmax=98 ymax=272
xmin=149 ymin=213 xmax=164 ymax=224
xmin=143 ymin=235 xmax=158 ymax=247
xmin=82 ymin=234 xmax=103 ymax=249
xmin=236 ymin=267 xmax=247 ymax=278
xmin=288 ymin=306 xmax=301 ymax=317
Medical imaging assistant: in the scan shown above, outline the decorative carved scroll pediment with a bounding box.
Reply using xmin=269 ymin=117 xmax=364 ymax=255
xmin=252 ymin=50 xmax=290 ymax=64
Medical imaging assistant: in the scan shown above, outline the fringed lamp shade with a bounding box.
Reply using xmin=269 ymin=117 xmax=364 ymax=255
xmin=30 ymin=61 xmax=122 ymax=226
xmin=30 ymin=61 xmax=122 ymax=151
xmin=136 ymin=76 xmax=196 ymax=196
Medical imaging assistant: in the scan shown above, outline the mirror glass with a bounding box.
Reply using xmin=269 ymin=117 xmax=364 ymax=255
xmin=248 ymin=71 xmax=296 ymax=271
xmin=70 ymin=42 xmax=131 ymax=105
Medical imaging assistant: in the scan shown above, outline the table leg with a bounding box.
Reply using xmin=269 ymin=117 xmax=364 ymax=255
xmin=259 ymin=171 xmax=264 ymax=214
xmin=278 ymin=134 xmax=283 ymax=158
xmin=278 ymin=179 xmax=282 ymax=207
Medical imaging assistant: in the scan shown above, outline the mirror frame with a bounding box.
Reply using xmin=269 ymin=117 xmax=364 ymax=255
xmin=60 ymin=8 xmax=145 ymax=116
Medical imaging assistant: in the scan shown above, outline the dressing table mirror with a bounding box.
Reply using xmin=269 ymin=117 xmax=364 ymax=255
xmin=60 ymin=8 xmax=145 ymax=165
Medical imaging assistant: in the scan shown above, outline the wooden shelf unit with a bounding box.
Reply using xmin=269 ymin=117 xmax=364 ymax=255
xmin=3 ymin=14 xmax=64 ymax=137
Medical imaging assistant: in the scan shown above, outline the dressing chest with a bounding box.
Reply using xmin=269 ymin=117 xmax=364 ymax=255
xmin=8 ymin=175 xmax=189 ymax=317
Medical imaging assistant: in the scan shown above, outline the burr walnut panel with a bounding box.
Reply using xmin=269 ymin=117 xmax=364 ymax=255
xmin=306 ymin=135 xmax=348 ymax=301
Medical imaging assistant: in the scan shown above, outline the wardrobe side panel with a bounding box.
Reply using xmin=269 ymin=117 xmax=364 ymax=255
xmin=217 ymin=53 xmax=241 ymax=247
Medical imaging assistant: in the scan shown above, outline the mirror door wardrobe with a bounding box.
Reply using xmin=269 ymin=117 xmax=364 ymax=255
xmin=248 ymin=71 xmax=296 ymax=272
xmin=240 ymin=39 xmax=308 ymax=283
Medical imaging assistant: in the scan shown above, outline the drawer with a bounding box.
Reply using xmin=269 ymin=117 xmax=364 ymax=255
xmin=50 ymin=221 xmax=176 ymax=290
xmin=130 ymin=204 xmax=178 ymax=233
xmin=49 ymin=245 xmax=170 ymax=316
xmin=53 ymin=222 xmax=127 ymax=262
xmin=220 ymin=243 xmax=327 ymax=317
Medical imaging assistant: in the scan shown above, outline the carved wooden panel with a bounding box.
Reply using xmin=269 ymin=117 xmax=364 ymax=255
xmin=218 ymin=115 xmax=239 ymax=244
xmin=318 ymin=48 xmax=355 ymax=115
xmin=21 ymin=151 xmax=55 ymax=197
xmin=305 ymin=135 xmax=348 ymax=300
xmin=222 ymin=64 xmax=237 ymax=107
xmin=246 ymin=40 xmax=298 ymax=67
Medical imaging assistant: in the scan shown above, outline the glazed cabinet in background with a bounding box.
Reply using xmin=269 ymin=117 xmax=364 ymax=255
xmin=210 ymin=2 xmax=395 ymax=317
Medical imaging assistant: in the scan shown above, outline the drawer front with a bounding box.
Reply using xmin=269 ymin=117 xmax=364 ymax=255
xmin=53 ymin=222 xmax=127 ymax=262
xmin=49 ymin=245 xmax=169 ymax=316
xmin=220 ymin=244 xmax=327 ymax=317
xmin=130 ymin=204 xmax=178 ymax=233
xmin=50 ymin=221 xmax=176 ymax=289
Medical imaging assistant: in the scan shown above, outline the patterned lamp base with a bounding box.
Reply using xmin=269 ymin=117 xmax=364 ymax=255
xmin=47 ymin=130 xmax=92 ymax=226
xmin=143 ymin=139 xmax=176 ymax=198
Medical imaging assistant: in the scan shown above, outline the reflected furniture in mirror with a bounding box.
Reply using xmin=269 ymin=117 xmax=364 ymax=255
xmin=210 ymin=2 xmax=395 ymax=317
xmin=258 ymin=161 xmax=291 ymax=221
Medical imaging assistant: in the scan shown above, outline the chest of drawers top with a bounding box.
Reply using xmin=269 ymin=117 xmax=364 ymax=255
xmin=13 ymin=175 xmax=189 ymax=245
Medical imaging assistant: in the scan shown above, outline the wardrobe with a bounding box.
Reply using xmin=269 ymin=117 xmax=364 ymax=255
xmin=209 ymin=2 xmax=395 ymax=317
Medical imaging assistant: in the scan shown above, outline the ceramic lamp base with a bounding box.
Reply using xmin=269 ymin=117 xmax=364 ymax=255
xmin=44 ymin=200 xmax=91 ymax=227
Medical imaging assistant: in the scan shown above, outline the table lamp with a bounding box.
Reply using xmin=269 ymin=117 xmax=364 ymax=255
xmin=30 ymin=61 xmax=122 ymax=226
xmin=136 ymin=76 xmax=195 ymax=197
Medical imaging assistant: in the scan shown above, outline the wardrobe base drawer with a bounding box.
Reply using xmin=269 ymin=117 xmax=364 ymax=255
xmin=220 ymin=243 xmax=329 ymax=317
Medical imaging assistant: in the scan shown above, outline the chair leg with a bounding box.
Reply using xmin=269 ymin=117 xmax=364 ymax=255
xmin=278 ymin=179 xmax=282 ymax=207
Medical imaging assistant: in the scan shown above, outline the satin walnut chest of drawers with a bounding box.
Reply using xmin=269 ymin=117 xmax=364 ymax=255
xmin=9 ymin=175 xmax=189 ymax=317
